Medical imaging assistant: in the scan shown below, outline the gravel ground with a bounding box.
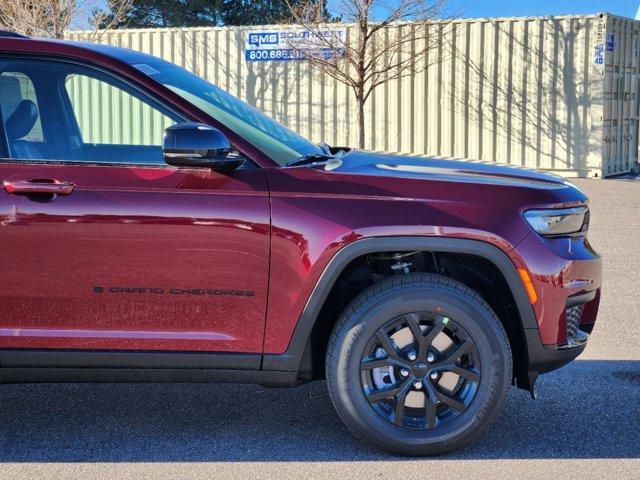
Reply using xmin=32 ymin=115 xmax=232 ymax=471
xmin=1 ymin=178 xmax=639 ymax=479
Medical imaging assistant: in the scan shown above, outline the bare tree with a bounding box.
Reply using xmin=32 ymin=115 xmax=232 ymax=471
xmin=284 ymin=0 xmax=454 ymax=149
xmin=0 ymin=0 xmax=132 ymax=40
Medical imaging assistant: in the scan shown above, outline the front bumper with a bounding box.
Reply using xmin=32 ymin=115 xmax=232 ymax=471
xmin=525 ymin=329 xmax=587 ymax=374
xmin=512 ymin=232 xmax=602 ymax=374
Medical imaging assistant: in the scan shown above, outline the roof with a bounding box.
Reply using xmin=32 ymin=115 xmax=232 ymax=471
xmin=0 ymin=30 xmax=28 ymax=39
xmin=0 ymin=35 xmax=162 ymax=71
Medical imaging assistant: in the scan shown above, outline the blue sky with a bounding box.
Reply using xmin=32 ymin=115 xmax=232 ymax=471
xmin=86 ymin=0 xmax=640 ymax=25
xmin=449 ymin=0 xmax=637 ymax=19
xmin=365 ymin=0 xmax=639 ymax=20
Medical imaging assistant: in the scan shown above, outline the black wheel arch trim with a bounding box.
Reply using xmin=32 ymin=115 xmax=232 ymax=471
xmin=262 ymin=236 xmax=541 ymax=373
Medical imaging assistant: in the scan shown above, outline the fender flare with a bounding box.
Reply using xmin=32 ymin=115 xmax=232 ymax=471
xmin=262 ymin=236 xmax=538 ymax=373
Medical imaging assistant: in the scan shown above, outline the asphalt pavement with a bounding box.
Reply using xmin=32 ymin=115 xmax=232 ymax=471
xmin=1 ymin=178 xmax=639 ymax=479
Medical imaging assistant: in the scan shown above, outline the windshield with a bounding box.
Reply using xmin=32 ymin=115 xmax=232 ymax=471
xmin=129 ymin=58 xmax=323 ymax=165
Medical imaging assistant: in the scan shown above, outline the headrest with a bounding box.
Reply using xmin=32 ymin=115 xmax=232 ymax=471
xmin=5 ymin=99 xmax=38 ymax=140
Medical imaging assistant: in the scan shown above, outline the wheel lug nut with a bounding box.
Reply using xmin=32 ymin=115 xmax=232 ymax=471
xmin=400 ymin=369 xmax=410 ymax=377
xmin=430 ymin=372 xmax=439 ymax=381
xmin=413 ymin=380 xmax=423 ymax=389
xmin=407 ymin=351 xmax=417 ymax=361
xmin=427 ymin=353 xmax=436 ymax=363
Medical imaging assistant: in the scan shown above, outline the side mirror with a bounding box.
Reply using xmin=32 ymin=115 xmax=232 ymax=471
xmin=163 ymin=122 xmax=243 ymax=172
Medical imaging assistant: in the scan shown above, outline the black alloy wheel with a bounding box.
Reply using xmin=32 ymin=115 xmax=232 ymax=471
xmin=326 ymin=273 xmax=512 ymax=455
xmin=361 ymin=312 xmax=481 ymax=430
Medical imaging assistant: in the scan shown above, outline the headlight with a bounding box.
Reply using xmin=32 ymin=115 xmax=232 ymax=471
xmin=523 ymin=206 xmax=589 ymax=237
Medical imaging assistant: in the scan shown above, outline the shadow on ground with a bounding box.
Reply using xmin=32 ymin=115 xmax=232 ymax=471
xmin=0 ymin=359 xmax=638 ymax=462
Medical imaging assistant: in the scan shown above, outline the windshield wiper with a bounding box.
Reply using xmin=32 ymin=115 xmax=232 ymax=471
xmin=286 ymin=153 xmax=335 ymax=167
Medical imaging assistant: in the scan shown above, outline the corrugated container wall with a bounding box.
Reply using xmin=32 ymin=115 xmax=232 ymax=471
xmin=67 ymin=13 xmax=640 ymax=177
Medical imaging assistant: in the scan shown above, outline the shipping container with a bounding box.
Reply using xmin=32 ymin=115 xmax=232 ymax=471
xmin=67 ymin=12 xmax=640 ymax=177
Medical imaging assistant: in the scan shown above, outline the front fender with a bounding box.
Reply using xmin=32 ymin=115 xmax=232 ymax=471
xmin=262 ymin=236 xmax=538 ymax=373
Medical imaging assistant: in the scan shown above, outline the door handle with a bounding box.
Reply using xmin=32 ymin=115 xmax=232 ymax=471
xmin=3 ymin=179 xmax=75 ymax=196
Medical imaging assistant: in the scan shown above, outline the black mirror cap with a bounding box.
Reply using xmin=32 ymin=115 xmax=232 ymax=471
xmin=163 ymin=122 xmax=242 ymax=172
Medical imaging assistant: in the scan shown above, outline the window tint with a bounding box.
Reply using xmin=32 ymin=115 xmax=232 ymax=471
xmin=0 ymin=58 xmax=183 ymax=165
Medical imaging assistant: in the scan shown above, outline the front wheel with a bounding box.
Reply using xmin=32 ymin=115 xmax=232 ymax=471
xmin=326 ymin=273 xmax=512 ymax=455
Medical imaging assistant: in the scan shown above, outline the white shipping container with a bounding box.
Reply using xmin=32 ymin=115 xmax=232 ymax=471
xmin=67 ymin=13 xmax=640 ymax=178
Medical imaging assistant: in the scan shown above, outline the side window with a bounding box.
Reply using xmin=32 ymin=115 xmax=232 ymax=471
xmin=65 ymin=74 xmax=176 ymax=148
xmin=0 ymin=58 xmax=183 ymax=165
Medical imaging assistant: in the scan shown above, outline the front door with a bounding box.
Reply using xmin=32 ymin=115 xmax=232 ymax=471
xmin=0 ymin=56 xmax=270 ymax=353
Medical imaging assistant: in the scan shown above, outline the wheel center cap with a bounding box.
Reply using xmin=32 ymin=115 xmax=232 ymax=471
xmin=412 ymin=362 xmax=429 ymax=377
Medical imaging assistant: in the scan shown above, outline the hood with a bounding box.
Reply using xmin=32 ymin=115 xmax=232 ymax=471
xmin=322 ymin=150 xmax=575 ymax=190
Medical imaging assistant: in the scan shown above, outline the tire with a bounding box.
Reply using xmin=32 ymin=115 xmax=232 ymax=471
xmin=326 ymin=273 xmax=512 ymax=456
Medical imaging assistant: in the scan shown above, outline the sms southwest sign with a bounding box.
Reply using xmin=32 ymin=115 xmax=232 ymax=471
xmin=245 ymin=27 xmax=346 ymax=62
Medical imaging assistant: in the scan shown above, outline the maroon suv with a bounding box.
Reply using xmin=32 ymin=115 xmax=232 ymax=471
xmin=0 ymin=32 xmax=601 ymax=455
